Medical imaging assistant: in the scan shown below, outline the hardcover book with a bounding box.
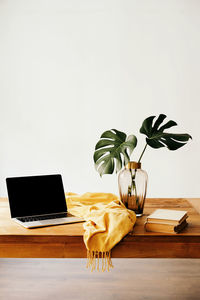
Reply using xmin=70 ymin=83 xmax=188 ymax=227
xmin=145 ymin=219 xmax=188 ymax=234
xmin=147 ymin=209 xmax=188 ymax=225
xmin=145 ymin=209 xmax=188 ymax=234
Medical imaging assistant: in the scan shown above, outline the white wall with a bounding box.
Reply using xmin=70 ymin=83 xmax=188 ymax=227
xmin=0 ymin=0 xmax=199 ymax=198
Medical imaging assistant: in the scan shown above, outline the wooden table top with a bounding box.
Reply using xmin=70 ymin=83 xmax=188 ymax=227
xmin=0 ymin=197 xmax=200 ymax=258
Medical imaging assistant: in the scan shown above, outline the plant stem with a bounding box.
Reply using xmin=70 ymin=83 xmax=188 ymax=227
xmin=138 ymin=143 xmax=148 ymax=163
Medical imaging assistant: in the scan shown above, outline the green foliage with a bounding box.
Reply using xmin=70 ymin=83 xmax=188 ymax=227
xmin=93 ymin=114 xmax=192 ymax=176
xmin=140 ymin=114 xmax=192 ymax=150
xmin=93 ymin=129 xmax=137 ymax=176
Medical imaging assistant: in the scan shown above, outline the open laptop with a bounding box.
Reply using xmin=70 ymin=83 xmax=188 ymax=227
xmin=6 ymin=174 xmax=84 ymax=228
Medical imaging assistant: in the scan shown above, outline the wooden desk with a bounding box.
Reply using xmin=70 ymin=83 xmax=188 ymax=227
xmin=0 ymin=198 xmax=200 ymax=258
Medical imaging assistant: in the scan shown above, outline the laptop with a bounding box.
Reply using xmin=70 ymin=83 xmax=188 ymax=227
xmin=6 ymin=174 xmax=84 ymax=228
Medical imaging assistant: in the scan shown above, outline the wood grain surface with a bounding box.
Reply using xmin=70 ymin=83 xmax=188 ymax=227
xmin=0 ymin=258 xmax=200 ymax=300
xmin=0 ymin=198 xmax=200 ymax=258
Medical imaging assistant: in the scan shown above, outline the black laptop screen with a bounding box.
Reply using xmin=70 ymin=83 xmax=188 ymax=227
xmin=6 ymin=174 xmax=67 ymax=218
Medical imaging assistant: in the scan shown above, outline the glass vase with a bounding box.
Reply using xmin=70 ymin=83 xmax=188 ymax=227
xmin=118 ymin=161 xmax=148 ymax=216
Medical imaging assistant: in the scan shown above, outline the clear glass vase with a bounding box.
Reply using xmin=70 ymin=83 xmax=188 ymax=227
xmin=118 ymin=161 xmax=148 ymax=216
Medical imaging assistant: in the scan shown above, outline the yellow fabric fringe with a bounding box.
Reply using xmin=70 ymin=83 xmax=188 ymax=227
xmin=66 ymin=192 xmax=136 ymax=272
xmin=86 ymin=250 xmax=113 ymax=272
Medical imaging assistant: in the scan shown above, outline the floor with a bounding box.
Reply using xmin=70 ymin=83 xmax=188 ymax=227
xmin=0 ymin=259 xmax=200 ymax=300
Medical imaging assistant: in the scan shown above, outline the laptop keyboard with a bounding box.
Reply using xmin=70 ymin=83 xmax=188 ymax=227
xmin=17 ymin=213 xmax=68 ymax=223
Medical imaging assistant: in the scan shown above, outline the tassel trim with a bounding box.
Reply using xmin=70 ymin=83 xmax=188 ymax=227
xmin=86 ymin=250 xmax=113 ymax=272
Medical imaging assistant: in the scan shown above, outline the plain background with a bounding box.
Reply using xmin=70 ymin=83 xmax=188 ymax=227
xmin=0 ymin=0 xmax=199 ymax=198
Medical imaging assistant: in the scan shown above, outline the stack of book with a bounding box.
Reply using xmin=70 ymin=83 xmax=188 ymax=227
xmin=145 ymin=209 xmax=188 ymax=234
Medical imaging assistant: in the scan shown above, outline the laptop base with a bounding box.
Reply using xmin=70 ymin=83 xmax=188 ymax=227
xmin=13 ymin=216 xmax=84 ymax=229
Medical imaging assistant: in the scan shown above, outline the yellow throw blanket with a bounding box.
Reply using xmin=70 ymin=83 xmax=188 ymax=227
xmin=66 ymin=192 xmax=136 ymax=271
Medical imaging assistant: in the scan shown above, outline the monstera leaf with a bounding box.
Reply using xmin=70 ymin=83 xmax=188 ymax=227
xmin=94 ymin=129 xmax=137 ymax=176
xmin=140 ymin=114 xmax=192 ymax=150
